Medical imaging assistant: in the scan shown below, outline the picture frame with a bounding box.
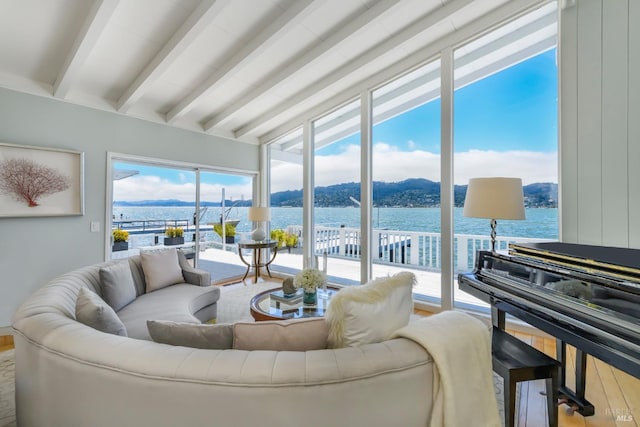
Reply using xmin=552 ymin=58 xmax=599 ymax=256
xmin=0 ymin=142 xmax=84 ymax=217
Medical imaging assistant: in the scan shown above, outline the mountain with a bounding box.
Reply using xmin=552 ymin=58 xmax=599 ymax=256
xmin=271 ymin=179 xmax=558 ymax=208
xmin=115 ymin=179 xmax=558 ymax=208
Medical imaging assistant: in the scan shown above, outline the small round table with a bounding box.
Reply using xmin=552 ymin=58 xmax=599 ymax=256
xmin=250 ymin=286 xmax=339 ymax=321
xmin=237 ymin=240 xmax=278 ymax=283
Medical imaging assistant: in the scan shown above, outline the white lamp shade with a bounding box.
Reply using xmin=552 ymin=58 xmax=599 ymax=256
xmin=248 ymin=207 xmax=271 ymax=221
xmin=463 ymin=177 xmax=526 ymax=220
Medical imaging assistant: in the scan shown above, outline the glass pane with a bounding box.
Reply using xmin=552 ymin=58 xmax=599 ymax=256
xmin=371 ymin=59 xmax=441 ymax=304
xmin=197 ymin=170 xmax=253 ymax=284
xmin=453 ymin=3 xmax=559 ymax=310
xmin=110 ymin=159 xmax=255 ymax=285
xmin=269 ymin=128 xmax=304 ymax=274
xmin=313 ymin=100 xmax=361 ymax=285
xmin=111 ymin=161 xmax=196 ymax=258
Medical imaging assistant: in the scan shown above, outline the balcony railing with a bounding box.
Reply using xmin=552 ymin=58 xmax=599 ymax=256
xmin=286 ymin=225 xmax=549 ymax=273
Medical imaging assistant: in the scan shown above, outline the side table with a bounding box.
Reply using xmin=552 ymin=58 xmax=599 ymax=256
xmin=237 ymin=240 xmax=278 ymax=283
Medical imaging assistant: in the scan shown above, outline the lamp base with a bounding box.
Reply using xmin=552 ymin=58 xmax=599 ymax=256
xmin=251 ymin=227 xmax=266 ymax=241
xmin=490 ymin=218 xmax=497 ymax=252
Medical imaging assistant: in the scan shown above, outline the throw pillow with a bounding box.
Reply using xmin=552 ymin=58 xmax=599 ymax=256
xmin=325 ymin=271 xmax=415 ymax=348
xmin=75 ymin=287 xmax=128 ymax=336
xmin=140 ymin=248 xmax=184 ymax=293
xmin=147 ymin=320 xmax=233 ymax=349
xmin=232 ymin=318 xmax=329 ymax=351
xmin=99 ymin=260 xmax=137 ymax=311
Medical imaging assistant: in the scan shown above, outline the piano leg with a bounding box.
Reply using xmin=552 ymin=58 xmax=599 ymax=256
xmin=491 ymin=300 xmax=505 ymax=329
xmin=556 ymin=339 xmax=595 ymax=417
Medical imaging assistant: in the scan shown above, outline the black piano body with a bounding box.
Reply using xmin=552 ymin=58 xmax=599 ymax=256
xmin=458 ymin=242 xmax=640 ymax=416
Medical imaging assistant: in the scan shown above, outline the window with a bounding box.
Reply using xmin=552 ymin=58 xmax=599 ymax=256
xmin=371 ymin=60 xmax=442 ymax=303
xmin=452 ymin=4 xmax=559 ymax=309
xmin=268 ymin=129 xmax=304 ymax=274
xmin=313 ymin=100 xmax=361 ymax=284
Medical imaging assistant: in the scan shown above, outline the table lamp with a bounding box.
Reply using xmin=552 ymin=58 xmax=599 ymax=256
xmin=463 ymin=177 xmax=525 ymax=252
xmin=248 ymin=207 xmax=270 ymax=241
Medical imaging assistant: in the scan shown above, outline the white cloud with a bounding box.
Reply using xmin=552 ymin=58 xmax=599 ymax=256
xmin=114 ymin=176 xmax=252 ymax=202
xmin=271 ymin=144 xmax=557 ymax=191
xmin=118 ymin=147 xmax=558 ymax=200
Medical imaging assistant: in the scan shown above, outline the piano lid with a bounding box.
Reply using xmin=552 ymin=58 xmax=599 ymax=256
xmin=509 ymin=242 xmax=640 ymax=286
xmin=476 ymin=250 xmax=640 ymax=349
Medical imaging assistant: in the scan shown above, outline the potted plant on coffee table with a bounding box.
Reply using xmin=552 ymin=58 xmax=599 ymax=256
xmin=164 ymin=227 xmax=185 ymax=246
xmin=112 ymin=229 xmax=129 ymax=252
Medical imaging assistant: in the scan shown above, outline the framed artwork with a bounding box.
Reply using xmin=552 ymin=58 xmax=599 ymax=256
xmin=0 ymin=142 xmax=84 ymax=217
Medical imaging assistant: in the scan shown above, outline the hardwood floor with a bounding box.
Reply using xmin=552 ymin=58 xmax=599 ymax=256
xmin=1 ymin=327 xmax=638 ymax=426
xmin=511 ymin=331 xmax=639 ymax=427
xmin=413 ymin=308 xmax=638 ymax=427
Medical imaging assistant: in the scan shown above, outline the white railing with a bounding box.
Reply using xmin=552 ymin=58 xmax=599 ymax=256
xmin=286 ymin=225 xmax=550 ymax=272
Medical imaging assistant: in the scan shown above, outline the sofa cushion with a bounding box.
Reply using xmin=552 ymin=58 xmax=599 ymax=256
xmin=147 ymin=320 xmax=233 ymax=349
xmin=75 ymin=287 xmax=127 ymax=336
xmin=325 ymin=271 xmax=414 ymax=348
xmin=140 ymin=248 xmax=184 ymax=293
xmin=99 ymin=260 xmax=137 ymax=311
xmin=117 ymin=284 xmax=220 ymax=340
xmin=232 ymin=318 xmax=329 ymax=351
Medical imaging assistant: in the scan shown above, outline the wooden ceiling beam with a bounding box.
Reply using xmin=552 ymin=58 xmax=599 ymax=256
xmin=165 ymin=0 xmax=319 ymax=124
xmin=53 ymin=0 xmax=119 ymax=99
xmin=237 ymin=0 xmax=475 ymax=139
xmin=204 ymin=0 xmax=403 ymax=133
xmin=116 ymin=0 xmax=228 ymax=113
xmin=258 ymin=0 xmax=546 ymax=144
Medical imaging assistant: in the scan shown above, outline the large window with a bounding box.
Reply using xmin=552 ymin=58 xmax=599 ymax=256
xmin=371 ymin=60 xmax=442 ymax=303
xmin=313 ymin=100 xmax=361 ymax=285
xmin=452 ymin=5 xmax=558 ymax=309
xmin=268 ymin=129 xmax=304 ymax=274
xmin=266 ymin=2 xmax=558 ymax=311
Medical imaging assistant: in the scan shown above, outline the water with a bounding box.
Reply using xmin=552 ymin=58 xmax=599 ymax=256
xmin=113 ymin=206 xmax=558 ymax=246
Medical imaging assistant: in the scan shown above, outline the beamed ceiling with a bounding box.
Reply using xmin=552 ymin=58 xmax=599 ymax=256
xmin=0 ymin=0 xmax=554 ymax=145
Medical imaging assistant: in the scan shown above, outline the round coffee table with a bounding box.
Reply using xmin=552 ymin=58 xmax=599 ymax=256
xmin=250 ymin=286 xmax=339 ymax=321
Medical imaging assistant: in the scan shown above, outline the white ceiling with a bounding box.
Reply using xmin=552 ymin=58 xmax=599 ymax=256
xmin=0 ymin=0 xmax=552 ymax=145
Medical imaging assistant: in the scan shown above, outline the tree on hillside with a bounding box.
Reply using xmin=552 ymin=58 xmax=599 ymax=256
xmin=0 ymin=157 xmax=70 ymax=207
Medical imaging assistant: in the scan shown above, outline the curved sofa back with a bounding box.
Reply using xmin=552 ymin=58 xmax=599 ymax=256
xmin=12 ymin=261 xmax=434 ymax=427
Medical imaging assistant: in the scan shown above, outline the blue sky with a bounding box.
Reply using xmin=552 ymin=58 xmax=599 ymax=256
xmin=115 ymin=49 xmax=558 ymax=200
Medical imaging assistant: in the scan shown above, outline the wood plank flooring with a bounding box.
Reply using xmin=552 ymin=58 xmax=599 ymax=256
xmin=1 ymin=327 xmax=638 ymax=426
xmin=510 ymin=331 xmax=639 ymax=427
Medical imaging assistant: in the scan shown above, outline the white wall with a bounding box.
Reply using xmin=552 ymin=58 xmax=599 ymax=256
xmin=0 ymin=87 xmax=258 ymax=326
xmin=560 ymin=0 xmax=640 ymax=248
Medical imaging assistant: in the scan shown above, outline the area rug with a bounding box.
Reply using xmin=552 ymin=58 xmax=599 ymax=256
xmin=0 ymin=283 xmax=517 ymax=426
xmin=0 ymin=350 xmax=15 ymax=427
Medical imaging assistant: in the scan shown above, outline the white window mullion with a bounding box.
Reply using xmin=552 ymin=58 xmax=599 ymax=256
xmin=360 ymin=90 xmax=373 ymax=283
xmin=302 ymin=120 xmax=315 ymax=268
xmin=440 ymin=48 xmax=454 ymax=310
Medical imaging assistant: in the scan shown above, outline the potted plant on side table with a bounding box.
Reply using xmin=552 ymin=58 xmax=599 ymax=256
xmin=164 ymin=227 xmax=185 ymax=246
xmin=112 ymin=229 xmax=129 ymax=252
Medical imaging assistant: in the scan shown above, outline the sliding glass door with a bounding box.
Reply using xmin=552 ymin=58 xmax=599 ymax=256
xmin=109 ymin=156 xmax=255 ymax=283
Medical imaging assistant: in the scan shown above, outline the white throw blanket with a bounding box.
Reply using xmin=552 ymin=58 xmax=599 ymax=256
xmin=392 ymin=311 xmax=500 ymax=427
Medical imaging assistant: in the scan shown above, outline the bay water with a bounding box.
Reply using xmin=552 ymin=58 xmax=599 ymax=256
xmin=113 ymin=206 xmax=558 ymax=247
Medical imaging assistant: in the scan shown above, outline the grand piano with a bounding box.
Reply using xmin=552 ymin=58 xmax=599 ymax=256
xmin=458 ymin=242 xmax=640 ymax=416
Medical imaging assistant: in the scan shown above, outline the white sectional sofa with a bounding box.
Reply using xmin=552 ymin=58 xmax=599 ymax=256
xmin=12 ymin=253 xmax=436 ymax=427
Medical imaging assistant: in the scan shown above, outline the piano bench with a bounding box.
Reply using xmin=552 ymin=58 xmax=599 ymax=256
xmin=492 ymin=327 xmax=560 ymax=427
